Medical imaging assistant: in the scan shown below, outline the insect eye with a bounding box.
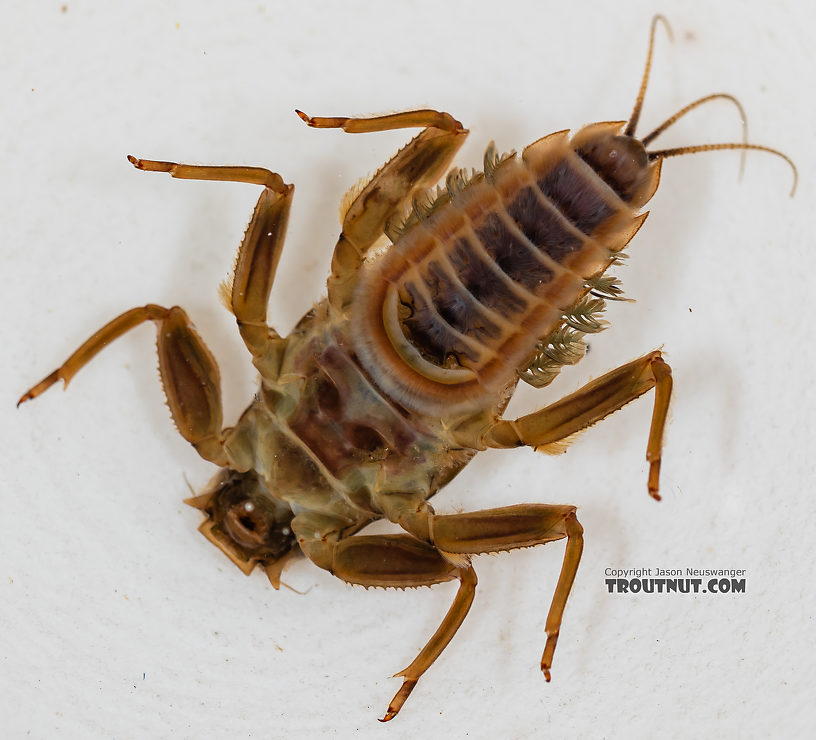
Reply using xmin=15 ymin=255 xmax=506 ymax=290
xmin=224 ymin=498 xmax=268 ymax=549
xmin=208 ymin=473 xmax=297 ymax=560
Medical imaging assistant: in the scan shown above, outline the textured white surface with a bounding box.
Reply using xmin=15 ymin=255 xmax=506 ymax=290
xmin=4 ymin=1 xmax=815 ymax=737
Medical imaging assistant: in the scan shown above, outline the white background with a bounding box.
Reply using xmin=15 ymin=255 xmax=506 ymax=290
xmin=3 ymin=1 xmax=814 ymax=737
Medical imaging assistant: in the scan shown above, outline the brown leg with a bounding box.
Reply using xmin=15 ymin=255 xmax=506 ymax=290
xmin=299 ymin=500 xmax=583 ymax=721
xmin=384 ymin=565 xmax=477 ymax=723
xmin=18 ymin=304 xmax=230 ymax=465
xmin=296 ymin=108 xmax=469 ymax=309
xmin=484 ymin=351 xmax=673 ymax=499
xmin=386 ymin=501 xmax=584 ymax=683
xmin=299 ymin=532 xmax=476 ymax=722
xmin=127 ymin=157 xmax=294 ymax=379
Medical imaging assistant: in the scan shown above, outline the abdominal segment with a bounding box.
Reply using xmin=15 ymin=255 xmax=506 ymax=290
xmin=351 ymin=131 xmax=643 ymax=416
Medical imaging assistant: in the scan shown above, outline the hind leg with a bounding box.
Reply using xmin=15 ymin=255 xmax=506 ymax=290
xmin=127 ymin=157 xmax=294 ymax=380
xmin=296 ymin=109 xmax=468 ymax=309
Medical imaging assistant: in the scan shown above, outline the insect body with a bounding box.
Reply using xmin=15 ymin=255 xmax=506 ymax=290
xmin=19 ymin=18 xmax=795 ymax=721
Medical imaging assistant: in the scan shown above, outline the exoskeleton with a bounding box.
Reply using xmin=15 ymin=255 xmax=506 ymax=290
xmin=20 ymin=17 xmax=795 ymax=721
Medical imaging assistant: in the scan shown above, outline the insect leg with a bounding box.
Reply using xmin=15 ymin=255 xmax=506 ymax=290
xmin=298 ymin=531 xmax=476 ymax=722
xmin=484 ymin=351 xmax=673 ymax=499
xmin=296 ymin=109 xmax=468 ymax=309
xmin=385 ymin=500 xmax=582 ymax=686
xmin=127 ymin=157 xmax=294 ymax=379
xmin=18 ymin=304 xmax=231 ymax=466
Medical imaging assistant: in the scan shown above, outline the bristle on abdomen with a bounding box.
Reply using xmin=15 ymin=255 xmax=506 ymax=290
xmin=351 ymin=124 xmax=656 ymax=416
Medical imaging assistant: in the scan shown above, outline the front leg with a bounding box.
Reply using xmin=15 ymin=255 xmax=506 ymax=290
xmin=298 ymin=501 xmax=583 ymax=721
xmin=296 ymin=109 xmax=469 ymax=310
xmin=383 ymin=500 xmax=584 ymax=684
xmin=298 ymin=531 xmax=476 ymax=722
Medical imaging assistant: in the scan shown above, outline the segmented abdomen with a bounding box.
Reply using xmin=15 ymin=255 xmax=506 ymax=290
xmin=351 ymin=123 xmax=659 ymax=416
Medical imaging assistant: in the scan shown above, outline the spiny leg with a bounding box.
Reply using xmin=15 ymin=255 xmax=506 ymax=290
xmin=383 ymin=501 xmax=584 ymax=683
xmin=384 ymin=565 xmax=476 ymax=723
xmin=485 ymin=351 xmax=673 ymax=499
xmin=298 ymin=532 xmax=476 ymax=722
xmin=18 ymin=304 xmax=230 ymax=465
xmin=128 ymin=156 xmax=294 ymax=379
xmin=296 ymin=108 xmax=469 ymax=310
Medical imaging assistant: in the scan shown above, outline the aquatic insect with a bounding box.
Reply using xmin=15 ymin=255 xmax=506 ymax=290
xmin=19 ymin=17 xmax=795 ymax=721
